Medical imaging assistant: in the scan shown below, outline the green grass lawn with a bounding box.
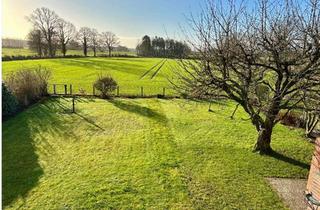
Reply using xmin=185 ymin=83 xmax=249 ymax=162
xmin=2 ymin=47 xmax=136 ymax=57
xmin=2 ymin=57 xmax=178 ymax=96
xmin=3 ymin=97 xmax=313 ymax=209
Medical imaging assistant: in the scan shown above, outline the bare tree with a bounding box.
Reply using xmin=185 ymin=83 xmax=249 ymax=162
xmin=78 ymin=27 xmax=91 ymax=56
xmin=303 ymin=94 xmax=320 ymax=138
xmin=57 ymin=19 xmax=76 ymax=56
xmin=27 ymin=7 xmax=59 ymax=57
xmin=303 ymin=111 xmax=320 ymax=137
xmin=27 ymin=29 xmax=44 ymax=57
xmin=101 ymin=31 xmax=119 ymax=56
xmin=88 ymin=28 xmax=99 ymax=57
xmin=177 ymin=0 xmax=320 ymax=153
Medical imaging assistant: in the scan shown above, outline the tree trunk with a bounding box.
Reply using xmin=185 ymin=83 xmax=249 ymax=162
xmin=93 ymin=46 xmax=96 ymax=57
xmin=254 ymin=127 xmax=273 ymax=154
xmin=108 ymin=47 xmax=111 ymax=57
xmin=253 ymin=99 xmax=280 ymax=154
xmin=37 ymin=30 xmax=42 ymax=57
xmin=38 ymin=44 xmax=42 ymax=57
xmin=253 ymin=115 xmax=276 ymax=154
xmin=62 ymin=43 xmax=66 ymax=57
xmin=48 ymin=42 xmax=53 ymax=57
xmin=83 ymin=38 xmax=87 ymax=56
xmin=48 ymin=35 xmax=54 ymax=57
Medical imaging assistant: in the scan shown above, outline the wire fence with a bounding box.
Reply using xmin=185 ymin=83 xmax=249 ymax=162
xmin=47 ymin=83 xmax=179 ymax=98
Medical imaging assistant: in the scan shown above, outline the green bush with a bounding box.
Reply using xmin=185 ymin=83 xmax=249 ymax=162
xmin=278 ymin=111 xmax=304 ymax=128
xmin=2 ymin=82 xmax=18 ymax=118
xmin=93 ymin=74 xmax=117 ymax=98
xmin=5 ymin=66 xmax=51 ymax=106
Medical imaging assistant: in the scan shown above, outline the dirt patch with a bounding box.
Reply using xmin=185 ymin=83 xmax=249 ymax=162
xmin=266 ymin=178 xmax=307 ymax=210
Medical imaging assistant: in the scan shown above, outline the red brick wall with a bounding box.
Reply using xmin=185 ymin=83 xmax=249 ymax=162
xmin=306 ymin=138 xmax=320 ymax=209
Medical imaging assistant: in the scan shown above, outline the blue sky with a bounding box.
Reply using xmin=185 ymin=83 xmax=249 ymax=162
xmin=2 ymin=0 xmax=203 ymax=48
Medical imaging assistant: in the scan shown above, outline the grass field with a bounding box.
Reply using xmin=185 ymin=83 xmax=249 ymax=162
xmin=2 ymin=57 xmax=178 ymax=96
xmin=2 ymin=47 xmax=136 ymax=57
xmin=3 ymin=97 xmax=313 ymax=209
xmin=2 ymin=48 xmax=36 ymax=56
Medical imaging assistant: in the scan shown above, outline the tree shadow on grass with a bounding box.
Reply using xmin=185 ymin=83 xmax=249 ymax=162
xmin=267 ymin=150 xmax=310 ymax=170
xmin=74 ymin=112 xmax=105 ymax=131
xmin=75 ymin=97 xmax=95 ymax=103
xmin=109 ymin=99 xmax=167 ymax=123
xmin=2 ymin=116 xmax=43 ymax=208
xmin=2 ymin=98 xmax=77 ymax=208
xmin=50 ymin=97 xmax=104 ymax=131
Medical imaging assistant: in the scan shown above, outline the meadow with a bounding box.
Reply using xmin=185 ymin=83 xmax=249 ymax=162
xmin=2 ymin=57 xmax=178 ymax=96
xmin=2 ymin=54 xmax=315 ymax=209
xmin=3 ymin=97 xmax=313 ymax=209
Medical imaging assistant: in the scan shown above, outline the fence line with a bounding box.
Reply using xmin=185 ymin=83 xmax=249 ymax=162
xmin=48 ymin=83 xmax=179 ymax=98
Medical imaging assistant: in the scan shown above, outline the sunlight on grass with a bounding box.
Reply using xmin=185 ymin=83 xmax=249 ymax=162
xmin=2 ymin=57 xmax=179 ymax=96
xmin=2 ymin=98 xmax=313 ymax=209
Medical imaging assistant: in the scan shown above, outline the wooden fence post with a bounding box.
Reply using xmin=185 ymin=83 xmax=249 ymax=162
xmin=72 ymin=96 xmax=75 ymax=113
xmin=53 ymin=84 xmax=56 ymax=94
xmin=141 ymin=87 xmax=143 ymax=97
xmin=70 ymin=84 xmax=72 ymax=95
xmin=64 ymin=85 xmax=67 ymax=95
xmin=163 ymin=87 xmax=166 ymax=96
xmin=117 ymin=86 xmax=119 ymax=96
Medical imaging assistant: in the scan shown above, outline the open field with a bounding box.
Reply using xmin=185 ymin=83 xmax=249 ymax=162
xmin=3 ymin=97 xmax=313 ymax=209
xmin=2 ymin=48 xmax=36 ymax=56
xmin=2 ymin=57 xmax=178 ymax=96
xmin=3 ymin=0 xmax=320 ymax=209
xmin=2 ymin=47 xmax=136 ymax=57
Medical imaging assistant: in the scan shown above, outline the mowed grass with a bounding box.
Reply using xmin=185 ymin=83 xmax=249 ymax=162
xmin=2 ymin=47 xmax=136 ymax=57
xmin=3 ymin=97 xmax=313 ymax=209
xmin=2 ymin=57 xmax=178 ymax=96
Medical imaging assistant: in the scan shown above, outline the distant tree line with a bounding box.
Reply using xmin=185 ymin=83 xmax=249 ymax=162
xmin=136 ymin=35 xmax=191 ymax=58
xmin=2 ymin=38 xmax=27 ymax=48
xmin=27 ymin=7 xmax=120 ymax=57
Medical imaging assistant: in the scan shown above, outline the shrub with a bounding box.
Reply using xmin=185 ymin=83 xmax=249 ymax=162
xmin=278 ymin=111 xmax=304 ymax=128
xmin=5 ymin=66 xmax=51 ymax=106
xmin=2 ymin=82 xmax=18 ymax=118
xmin=79 ymin=87 xmax=87 ymax=95
xmin=93 ymin=74 xmax=117 ymax=98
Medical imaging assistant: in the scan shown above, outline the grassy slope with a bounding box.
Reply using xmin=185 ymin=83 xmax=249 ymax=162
xmin=3 ymin=98 xmax=313 ymax=209
xmin=2 ymin=57 xmax=178 ymax=95
xmin=2 ymin=47 xmax=136 ymax=57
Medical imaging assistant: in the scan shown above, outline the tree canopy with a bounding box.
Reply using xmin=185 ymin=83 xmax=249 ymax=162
xmin=136 ymin=35 xmax=191 ymax=58
xmin=176 ymin=0 xmax=320 ymax=153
